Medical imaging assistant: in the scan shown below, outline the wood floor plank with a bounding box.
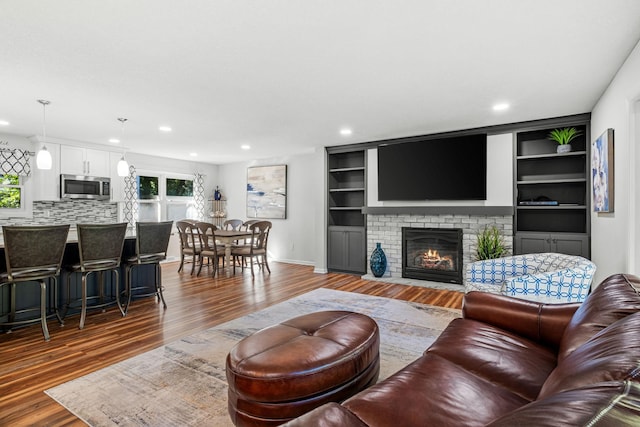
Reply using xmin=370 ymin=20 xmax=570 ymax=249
xmin=0 ymin=261 xmax=463 ymax=426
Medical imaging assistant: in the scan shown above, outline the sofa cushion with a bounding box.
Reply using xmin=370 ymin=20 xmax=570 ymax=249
xmin=538 ymin=311 xmax=640 ymax=399
xmin=558 ymin=273 xmax=640 ymax=362
xmin=340 ymin=353 xmax=528 ymax=427
xmin=488 ymin=381 xmax=640 ymax=427
xmin=426 ymin=318 xmax=557 ymax=401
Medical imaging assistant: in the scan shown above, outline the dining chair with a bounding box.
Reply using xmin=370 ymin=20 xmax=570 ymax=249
xmin=231 ymin=221 xmax=272 ymax=278
xmin=63 ymin=223 xmax=128 ymax=329
xmin=195 ymin=221 xmax=226 ymax=277
xmin=122 ymin=221 xmax=173 ymax=315
xmin=0 ymin=224 xmax=70 ymax=341
xmin=176 ymin=220 xmax=201 ymax=275
xmin=223 ymin=219 xmax=244 ymax=231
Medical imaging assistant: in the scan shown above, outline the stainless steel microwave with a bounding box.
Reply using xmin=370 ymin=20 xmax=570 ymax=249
xmin=60 ymin=175 xmax=111 ymax=200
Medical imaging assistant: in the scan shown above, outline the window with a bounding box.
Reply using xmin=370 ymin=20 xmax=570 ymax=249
xmin=136 ymin=173 xmax=196 ymax=223
xmin=166 ymin=178 xmax=193 ymax=197
xmin=0 ymin=174 xmax=22 ymax=209
xmin=138 ymin=176 xmax=159 ymax=200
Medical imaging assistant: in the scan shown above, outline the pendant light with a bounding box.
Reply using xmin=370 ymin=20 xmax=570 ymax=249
xmin=36 ymin=99 xmax=53 ymax=170
xmin=116 ymin=117 xmax=130 ymax=177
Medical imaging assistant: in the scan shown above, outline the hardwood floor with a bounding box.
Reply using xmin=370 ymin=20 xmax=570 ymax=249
xmin=0 ymin=261 xmax=463 ymax=426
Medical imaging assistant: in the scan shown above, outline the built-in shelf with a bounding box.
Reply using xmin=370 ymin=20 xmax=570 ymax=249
xmin=516 ymin=151 xmax=587 ymax=160
xmin=514 ymin=122 xmax=590 ymax=257
xmin=362 ymin=206 xmax=514 ymax=216
xmin=327 ymin=149 xmax=367 ymax=274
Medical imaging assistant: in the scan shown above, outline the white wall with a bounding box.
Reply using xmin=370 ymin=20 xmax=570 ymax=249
xmin=367 ymin=133 xmax=513 ymax=207
xmin=590 ymin=39 xmax=640 ymax=283
xmin=218 ymin=148 xmax=325 ymax=269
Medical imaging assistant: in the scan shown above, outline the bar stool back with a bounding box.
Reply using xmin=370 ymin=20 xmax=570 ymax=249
xmin=64 ymin=223 xmax=128 ymax=329
xmin=0 ymin=224 xmax=70 ymax=341
xmin=123 ymin=221 xmax=173 ymax=315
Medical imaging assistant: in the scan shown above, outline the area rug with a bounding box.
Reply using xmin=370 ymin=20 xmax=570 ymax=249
xmin=45 ymin=288 xmax=460 ymax=426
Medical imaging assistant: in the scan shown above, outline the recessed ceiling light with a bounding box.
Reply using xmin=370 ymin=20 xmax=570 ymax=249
xmin=109 ymin=138 xmax=120 ymax=144
xmin=241 ymin=144 xmax=251 ymax=150
xmin=189 ymin=152 xmax=198 ymax=157
xmin=492 ymin=103 xmax=510 ymax=112
xmin=159 ymin=125 xmax=172 ymax=132
xmin=340 ymin=128 xmax=353 ymax=136
xmin=0 ymin=120 xmax=9 ymax=126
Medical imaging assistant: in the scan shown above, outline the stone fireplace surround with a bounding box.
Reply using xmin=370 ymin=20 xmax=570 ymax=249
xmin=363 ymin=206 xmax=513 ymax=291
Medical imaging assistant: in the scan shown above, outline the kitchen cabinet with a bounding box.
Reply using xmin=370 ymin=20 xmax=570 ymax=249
xmin=31 ymin=141 xmax=60 ymax=200
xmin=60 ymin=145 xmax=110 ymax=177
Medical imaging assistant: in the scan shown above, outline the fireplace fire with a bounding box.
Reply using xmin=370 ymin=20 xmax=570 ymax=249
xmin=402 ymin=227 xmax=463 ymax=284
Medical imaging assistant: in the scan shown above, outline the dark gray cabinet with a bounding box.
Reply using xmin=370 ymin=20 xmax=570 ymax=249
xmin=327 ymin=149 xmax=366 ymax=274
xmin=515 ymin=232 xmax=589 ymax=257
xmin=328 ymin=226 xmax=366 ymax=273
xmin=514 ymin=118 xmax=591 ymax=258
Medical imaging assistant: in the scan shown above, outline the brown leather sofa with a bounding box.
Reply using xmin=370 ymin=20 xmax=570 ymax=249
xmin=283 ymin=273 xmax=640 ymax=426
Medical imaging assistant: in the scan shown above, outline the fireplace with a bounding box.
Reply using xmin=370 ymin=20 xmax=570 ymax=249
xmin=402 ymin=227 xmax=463 ymax=284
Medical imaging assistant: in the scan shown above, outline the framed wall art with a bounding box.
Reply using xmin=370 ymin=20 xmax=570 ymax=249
xmin=592 ymin=128 xmax=614 ymax=213
xmin=246 ymin=165 xmax=287 ymax=219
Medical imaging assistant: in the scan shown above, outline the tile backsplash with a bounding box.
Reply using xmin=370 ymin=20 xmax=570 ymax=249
xmin=2 ymin=200 xmax=117 ymax=226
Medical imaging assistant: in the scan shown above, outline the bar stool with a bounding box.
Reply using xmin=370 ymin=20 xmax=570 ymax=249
xmin=63 ymin=223 xmax=128 ymax=329
xmin=0 ymin=224 xmax=70 ymax=341
xmin=123 ymin=221 xmax=173 ymax=315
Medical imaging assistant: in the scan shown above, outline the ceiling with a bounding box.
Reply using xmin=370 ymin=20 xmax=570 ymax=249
xmin=1 ymin=1 xmax=640 ymax=165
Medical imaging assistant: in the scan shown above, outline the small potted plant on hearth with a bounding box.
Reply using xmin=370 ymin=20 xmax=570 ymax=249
xmin=548 ymin=127 xmax=582 ymax=153
xmin=475 ymin=226 xmax=507 ymax=261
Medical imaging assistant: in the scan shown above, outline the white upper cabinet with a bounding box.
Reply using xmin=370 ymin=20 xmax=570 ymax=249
xmin=60 ymin=145 xmax=110 ymax=177
xmin=31 ymin=141 xmax=61 ymax=201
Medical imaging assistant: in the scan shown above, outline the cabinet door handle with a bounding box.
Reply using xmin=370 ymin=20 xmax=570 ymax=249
xmin=87 ymin=160 xmax=90 ymax=175
xmin=552 ymin=238 xmax=557 ymax=244
xmin=546 ymin=238 xmax=552 ymax=243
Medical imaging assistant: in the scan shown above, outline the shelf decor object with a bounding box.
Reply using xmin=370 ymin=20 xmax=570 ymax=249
xmin=369 ymin=242 xmax=387 ymax=277
xmin=548 ymin=127 xmax=582 ymax=153
xmin=247 ymin=165 xmax=287 ymax=219
xmin=592 ymin=128 xmax=614 ymax=213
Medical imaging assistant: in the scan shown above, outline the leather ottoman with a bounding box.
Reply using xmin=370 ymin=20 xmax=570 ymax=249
xmin=226 ymin=310 xmax=380 ymax=426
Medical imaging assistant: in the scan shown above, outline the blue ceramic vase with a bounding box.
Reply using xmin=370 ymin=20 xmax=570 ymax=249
xmin=370 ymin=242 xmax=387 ymax=277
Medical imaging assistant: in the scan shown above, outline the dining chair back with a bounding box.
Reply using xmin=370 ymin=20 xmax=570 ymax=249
xmin=223 ymin=219 xmax=244 ymax=231
xmin=1 ymin=224 xmax=70 ymax=340
xmin=195 ymin=221 xmax=225 ymax=276
xmin=64 ymin=223 xmax=128 ymax=329
xmin=123 ymin=221 xmax=172 ymax=315
xmin=176 ymin=220 xmax=202 ymax=274
xmin=231 ymin=220 xmax=272 ymax=278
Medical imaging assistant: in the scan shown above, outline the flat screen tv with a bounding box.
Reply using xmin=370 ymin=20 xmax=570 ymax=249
xmin=377 ymin=133 xmax=487 ymax=200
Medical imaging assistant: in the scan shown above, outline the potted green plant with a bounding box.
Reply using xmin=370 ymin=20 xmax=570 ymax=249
xmin=548 ymin=127 xmax=582 ymax=153
xmin=475 ymin=225 xmax=507 ymax=261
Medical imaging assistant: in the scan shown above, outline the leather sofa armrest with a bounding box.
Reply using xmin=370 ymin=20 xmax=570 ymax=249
xmin=281 ymin=403 xmax=368 ymax=427
xmin=463 ymin=291 xmax=580 ymax=349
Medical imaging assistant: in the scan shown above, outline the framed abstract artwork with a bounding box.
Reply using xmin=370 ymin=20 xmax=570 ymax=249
xmin=246 ymin=165 xmax=287 ymax=219
xmin=592 ymin=128 xmax=614 ymax=213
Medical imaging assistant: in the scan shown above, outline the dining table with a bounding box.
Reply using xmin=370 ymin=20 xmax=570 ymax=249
xmin=213 ymin=229 xmax=252 ymax=271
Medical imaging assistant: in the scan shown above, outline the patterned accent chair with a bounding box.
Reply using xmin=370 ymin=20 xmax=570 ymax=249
xmin=465 ymin=253 xmax=597 ymax=304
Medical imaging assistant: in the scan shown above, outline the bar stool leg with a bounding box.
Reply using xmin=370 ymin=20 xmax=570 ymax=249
xmin=52 ymin=277 xmax=64 ymax=325
xmin=79 ymin=273 xmax=88 ymax=330
xmin=39 ymin=279 xmax=50 ymax=341
xmin=114 ymin=270 xmax=125 ymax=316
xmin=156 ymin=264 xmax=167 ymax=309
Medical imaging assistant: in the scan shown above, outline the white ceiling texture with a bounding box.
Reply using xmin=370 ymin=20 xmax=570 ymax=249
xmin=1 ymin=0 xmax=640 ymax=164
